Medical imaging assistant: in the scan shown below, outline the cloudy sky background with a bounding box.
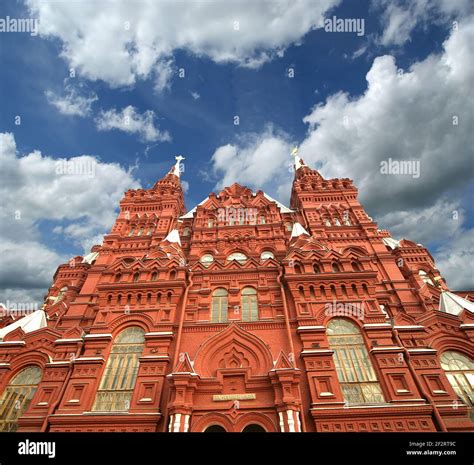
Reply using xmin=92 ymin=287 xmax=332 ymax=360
xmin=0 ymin=0 xmax=472 ymax=305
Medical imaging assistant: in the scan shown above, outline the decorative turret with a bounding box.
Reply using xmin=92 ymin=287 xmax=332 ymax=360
xmin=105 ymin=156 xmax=187 ymax=244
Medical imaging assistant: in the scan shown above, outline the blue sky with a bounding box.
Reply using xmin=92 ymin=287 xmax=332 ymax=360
xmin=0 ymin=0 xmax=473 ymax=303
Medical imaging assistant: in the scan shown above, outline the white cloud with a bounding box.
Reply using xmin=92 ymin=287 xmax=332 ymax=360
xmin=0 ymin=132 xmax=140 ymax=303
xmin=27 ymin=0 xmax=340 ymax=91
xmin=209 ymin=20 xmax=474 ymax=290
xmin=181 ymin=180 xmax=190 ymax=194
xmin=211 ymin=127 xmax=294 ymax=196
xmin=45 ymin=84 xmax=98 ymax=117
xmin=374 ymin=0 xmax=472 ymax=46
xmin=435 ymin=228 xmax=474 ymax=290
xmin=299 ymin=20 xmax=474 ymax=216
xmin=376 ymin=199 xmax=463 ymax=244
xmin=95 ymin=105 xmax=170 ymax=143
xmin=190 ymin=91 xmax=201 ymax=100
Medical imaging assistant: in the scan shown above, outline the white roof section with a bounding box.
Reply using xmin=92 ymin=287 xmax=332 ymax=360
xmin=382 ymin=237 xmax=401 ymax=249
xmin=180 ymin=197 xmax=210 ymax=219
xmin=82 ymin=251 xmax=99 ymax=264
xmin=164 ymin=229 xmax=181 ymax=245
xmin=0 ymin=310 xmax=47 ymax=340
xmin=180 ymin=192 xmax=293 ymax=219
xmin=262 ymin=193 xmax=294 ymax=213
xmin=291 ymin=222 xmax=310 ymax=238
xmin=439 ymin=291 xmax=474 ymax=316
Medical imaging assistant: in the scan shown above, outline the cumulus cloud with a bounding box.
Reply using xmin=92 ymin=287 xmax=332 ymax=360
xmin=299 ymin=20 xmax=473 ymax=216
xmin=27 ymin=0 xmax=340 ymax=91
xmin=95 ymin=105 xmax=170 ymax=143
xmin=211 ymin=126 xmax=294 ymax=197
xmin=45 ymin=83 xmax=98 ymax=117
xmin=209 ymin=20 xmax=473 ymax=289
xmin=0 ymin=132 xmax=140 ymax=304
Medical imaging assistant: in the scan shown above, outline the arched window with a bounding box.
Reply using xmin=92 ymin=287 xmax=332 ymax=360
xmin=327 ymin=319 xmax=384 ymax=405
xmin=54 ymin=286 xmax=68 ymax=303
xmin=200 ymin=254 xmax=214 ymax=268
xmin=260 ymin=251 xmax=274 ymax=261
xmin=151 ymin=271 xmax=158 ymax=281
xmin=92 ymin=327 xmax=145 ymax=412
xmin=115 ymin=273 xmax=122 ymax=283
xmin=211 ymin=288 xmax=228 ymax=323
xmin=332 ymin=262 xmax=340 ymax=273
xmin=285 ymin=223 xmax=293 ymax=232
xmin=259 ymin=216 xmax=266 ymax=225
xmin=0 ymin=366 xmax=43 ymax=432
xmin=183 ymin=227 xmax=190 ymax=237
xmin=137 ymin=227 xmax=144 ymax=236
xmin=169 ymin=270 xmax=176 ymax=280
xmin=440 ymin=351 xmax=474 ymax=408
xmin=241 ymin=287 xmax=258 ymax=322
xmin=294 ymin=263 xmax=302 ymax=274
xmin=419 ymin=270 xmax=435 ymax=286
xmin=227 ymin=252 xmax=247 ymax=264
xmin=133 ymin=272 xmax=140 ymax=282
xmin=313 ymin=263 xmax=320 ymax=273
xmin=128 ymin=227 xmax=135 ymax=236
xmin=204 ymin=425 xmax=226 ymax=432
xmin=242 ymin=424 xmax=266 ymax=432
xmin=352 ymin=261 xmax=361 ymax=272
xmin=208 ymin=219 xmax=214 ymax=228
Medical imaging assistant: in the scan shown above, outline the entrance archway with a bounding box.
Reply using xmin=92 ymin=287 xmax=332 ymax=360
xmin=204 ymin=424 xmax=227 ymax=432
xmin=242 ymin=424 xmax=266 ymax=432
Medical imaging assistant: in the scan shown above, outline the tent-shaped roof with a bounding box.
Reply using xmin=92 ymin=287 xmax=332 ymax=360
xmin=439 ymin=291 xmax=474 ymax=316
xmin=0 ymin=310 xmax=47 ymax=340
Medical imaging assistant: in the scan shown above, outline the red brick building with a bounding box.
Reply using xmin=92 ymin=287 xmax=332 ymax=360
xmin=1 ymin=154 xmax=473 ymax=433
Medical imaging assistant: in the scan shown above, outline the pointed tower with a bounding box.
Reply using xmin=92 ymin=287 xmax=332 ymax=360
xmin=289 ymin=148 xmax=376 ymax=241
xmin=104 ymin=156 xmax=186 ymax=249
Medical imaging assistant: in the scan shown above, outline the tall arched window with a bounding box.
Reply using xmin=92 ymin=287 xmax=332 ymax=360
xmin=211 ymin=288 xmax=228 ymax=323
xmin=352 ymin=261 xmax=361 ymax=272
xmin=0 ymin=366 xmax=43 ymax=432
xmin=92 ymin=327 xmax=145 ymax=412
xmin=241 ymin=287 xmax=258 ymax=322
xmin=327 ymin=319 xmax=384 ymax=405
xmin=419 ymin=270 xmax=435 ymax=286
xmin=440 ymin=351 xmax=474 ymax=408
xmin=52 ymin=286 xmax=68 ymax=304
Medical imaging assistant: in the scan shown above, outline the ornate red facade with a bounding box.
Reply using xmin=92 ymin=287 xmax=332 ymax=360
xmin=1 ymin=155 xmax=473 ymax=433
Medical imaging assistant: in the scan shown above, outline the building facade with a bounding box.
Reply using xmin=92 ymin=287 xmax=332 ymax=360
xmin=0 ymin=154 xmax=473 ymax=433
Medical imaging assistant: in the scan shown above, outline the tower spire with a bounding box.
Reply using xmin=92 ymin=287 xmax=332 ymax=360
xmin=291 ymin=146 xmax=305 ymax=171
xmin=172 ymin=155 xmax=185 ymax=177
